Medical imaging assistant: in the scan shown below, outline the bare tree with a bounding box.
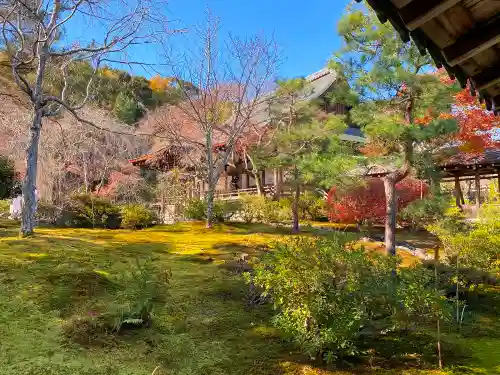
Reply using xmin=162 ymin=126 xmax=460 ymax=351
xmin=0 ymin=0 xmax=166 ymax=235
xmin=155 ymin=12 xmax=279 ymax=228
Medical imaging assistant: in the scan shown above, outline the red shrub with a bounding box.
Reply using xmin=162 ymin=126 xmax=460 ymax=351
xmin=327 ymin=178 xmax=428 ymax=224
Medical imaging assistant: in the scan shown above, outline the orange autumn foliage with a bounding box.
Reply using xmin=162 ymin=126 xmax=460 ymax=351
xmin=452 ymin=89 xmax=500 ymax=152
xmin=149 ymin=75 xmax=174 ymax=92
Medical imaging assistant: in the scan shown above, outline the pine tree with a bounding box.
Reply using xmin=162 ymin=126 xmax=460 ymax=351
xmin=331 ymin=4 xmax=460 ymax=254
xmin=263 ymin=78 xmax=357 ymax=232
xmin=0 ymin=155 xmax=16 ymax=199
xmin=113 ymin=92 xmax=141 ymax=125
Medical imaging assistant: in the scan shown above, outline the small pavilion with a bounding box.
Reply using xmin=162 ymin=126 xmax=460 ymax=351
xmin=440 ymin=148 xmax=500 ymax=210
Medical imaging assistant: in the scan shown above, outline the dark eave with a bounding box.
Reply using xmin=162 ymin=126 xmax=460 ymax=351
xmin=357 ymin=0 xmax=500 ymax=114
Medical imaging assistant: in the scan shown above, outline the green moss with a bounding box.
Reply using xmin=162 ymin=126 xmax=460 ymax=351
xmin=0 ymin=220 xmax=498 ymax=375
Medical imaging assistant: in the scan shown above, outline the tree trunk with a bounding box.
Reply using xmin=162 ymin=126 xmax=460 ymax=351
xmin=254 ymin=172 xmax=264 ymax=196
xmin=292 ymin=169 xmax=300 ymax=233
xmin=273 ymin=168 xmax=282 ymax=200
xmin=205 ymin=186 xmax=214 ymax=228
xmin=21 ymin=111 xmax=42 ymax=236
xmin=383 ymin=177 xmax=397 ymax=256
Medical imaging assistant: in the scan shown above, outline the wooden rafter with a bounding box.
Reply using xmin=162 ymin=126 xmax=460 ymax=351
xmin=471 ymin=62 xmax=500 ymax=90
xmin=443 ymin=16 xmax=500 ymax=67
xmin=399 ymin=0 xmax=461 ymax=31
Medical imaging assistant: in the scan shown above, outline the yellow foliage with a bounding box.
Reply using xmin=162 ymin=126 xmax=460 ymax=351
xmin=149 ymin=75 xmax=174 ymax=92
xmin=100 ymin=68 xmax=119 ymax=80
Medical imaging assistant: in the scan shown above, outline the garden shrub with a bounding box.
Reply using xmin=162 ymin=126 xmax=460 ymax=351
xmin=62 ymin=258 xmax=170 ymax=344
xmin=0 ymin=155 xmax=16 ymax=199
xmin=249 ymin=235 xmax=446 ymax=362
xmin=298 ymin=191 xmax=328 ymax=221
xmin=239 ymin=195 xmax=290 ymax=224
xmin=36 ymin=200 xmax=82 ymax=227
xmin=398 ymin=194 xmax=450 ymax=231
xmin=0 ymin=199 xmax=9 ymax=216
xmin=120 ymin=204 xmax=155 ymax=229
xmin=184 ymin=198 xmax=206 ymax=220
xmin=239 ymin=194 xmax=265 ymax=223
xmin=70 ymin=194 xmax=122 ymax=229
xmin=328 ymin=177 xmax=428 ymax=224
xmin=184 ymin=198 xmax=241 ymax=222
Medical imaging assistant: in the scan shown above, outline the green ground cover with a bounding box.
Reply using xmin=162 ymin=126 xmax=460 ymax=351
xmin=0 ymin=219 xmax=498 ymax=375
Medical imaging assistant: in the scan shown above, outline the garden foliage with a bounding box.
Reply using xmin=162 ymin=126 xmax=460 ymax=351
xmin=250 ymin=235 xmax=446 ymax=361
xmin=0 ymin=155 xmax=16 ymax=199
xmin=62 ymin=258 xmax=171 ymax=344
xmin=120 ymin=204 xmax=155 ymax=229
xmin=398 ymin=194 xmax=450 ymax=231
xmin=327 ymin=178 xmax=428 ymax=224
xmin=184 ymin=198 xmax=241 ymax=222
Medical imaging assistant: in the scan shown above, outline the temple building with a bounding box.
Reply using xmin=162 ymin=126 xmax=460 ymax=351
xmin=129 ymin=68 xmax=365 ymax=200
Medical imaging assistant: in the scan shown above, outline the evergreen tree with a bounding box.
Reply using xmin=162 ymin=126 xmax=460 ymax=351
xmin=263 ymin=78 xmax=358 ymax=232
xmin=331 ymin=4 xmax=460 ymax=254
xmin=0 ymin=155 xmax=16 ymax=199
xmin=113 ymin=92 xmax=142 ymax=125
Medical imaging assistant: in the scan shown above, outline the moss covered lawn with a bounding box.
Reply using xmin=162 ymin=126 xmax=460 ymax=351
xmin=0 ymin=219 xmax=498 ymax=375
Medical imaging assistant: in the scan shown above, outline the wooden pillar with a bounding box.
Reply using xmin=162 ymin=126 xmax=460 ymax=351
xmin=497 ymin=170 xmax=500 ymax=197
xmin=241 ymin=173 xmax=249 ymax=189
xmin=261 ymin=170 xmax=266 ymax=186
xmin=454 ymin=175 xmax=462 ymax=210
xmin=475 ymin=169 xmax=481 ymax=211
xmin=160 ymin=190 xmax=166 ymax=223
xmin=273 ymin=168 xmax=282 ymax=199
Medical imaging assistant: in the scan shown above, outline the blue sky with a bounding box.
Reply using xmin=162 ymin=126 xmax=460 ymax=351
xmin=64 ymin=0 xmax=351 ymax=79
xmin=165 ymin=0 xmax=350 ymax=78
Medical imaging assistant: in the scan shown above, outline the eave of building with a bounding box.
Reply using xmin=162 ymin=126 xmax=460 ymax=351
xmin=357 ymin=0 xmax=500 ymax=114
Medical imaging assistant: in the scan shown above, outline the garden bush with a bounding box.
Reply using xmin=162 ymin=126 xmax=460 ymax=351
xmin=0 ymin=199 xmax=9 ymax=216
xmin=398 ymin=194 xmax=450 ymax=231
xmin=328 ymin=177 xmax=428 ymax=224
xmin=62 ymin=258 xmax=170 ymax=344
xmin=184 ymin=198 xmax=241 ymax=222
xmin=120 ymin=204 xmax=155 ymax=229
xmin=249 ymin=235 xmax=446 ymax=362
xmin=239 ymin=195 xmax=290 ymax=224
xmin=298 ymin=191 xmax=328 ymax=221
xmin=0 ymin=155 xmax=16 ymax=199
xmin=69 ymin=194 xmax=122 ymax=229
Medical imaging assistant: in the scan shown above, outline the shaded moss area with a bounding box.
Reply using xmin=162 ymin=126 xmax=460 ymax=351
xmin=0 ymin=219 xmax=498 ymax=375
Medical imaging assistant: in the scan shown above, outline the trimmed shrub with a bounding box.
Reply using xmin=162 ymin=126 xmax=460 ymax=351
xmin=0 ymin=199 xmax=9 ymax=216
xmin=184 ymin=198 xmax=206 ymax=221
xmin=120 ymin=204 xmax=155 ymax=229
xmin=250 ymin=235 xmax=446 ymax=362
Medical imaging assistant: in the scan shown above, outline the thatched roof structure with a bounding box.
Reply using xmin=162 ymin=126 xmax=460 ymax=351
xmin=358 ymin=0 xmax=500 ymax=114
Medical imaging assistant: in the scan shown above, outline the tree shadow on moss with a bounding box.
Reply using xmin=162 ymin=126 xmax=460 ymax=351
xmin=356 ymin=330 xmax=471 ymax=370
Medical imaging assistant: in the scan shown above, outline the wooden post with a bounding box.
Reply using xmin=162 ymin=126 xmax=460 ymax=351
xmin=273 ymin=168 xmax=282 ymax=199
xmin=454 ymin=175 xmax=463 ymax=210
xmin=160 ymin=190 xmax=166 ymax=224
xmin=475 ymin=169 xmax=481 ymax=211
xmin=241 ymin=173 xmax=249 ymax=189
xmin=496 ymin=170 xmax=500 ymax=197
